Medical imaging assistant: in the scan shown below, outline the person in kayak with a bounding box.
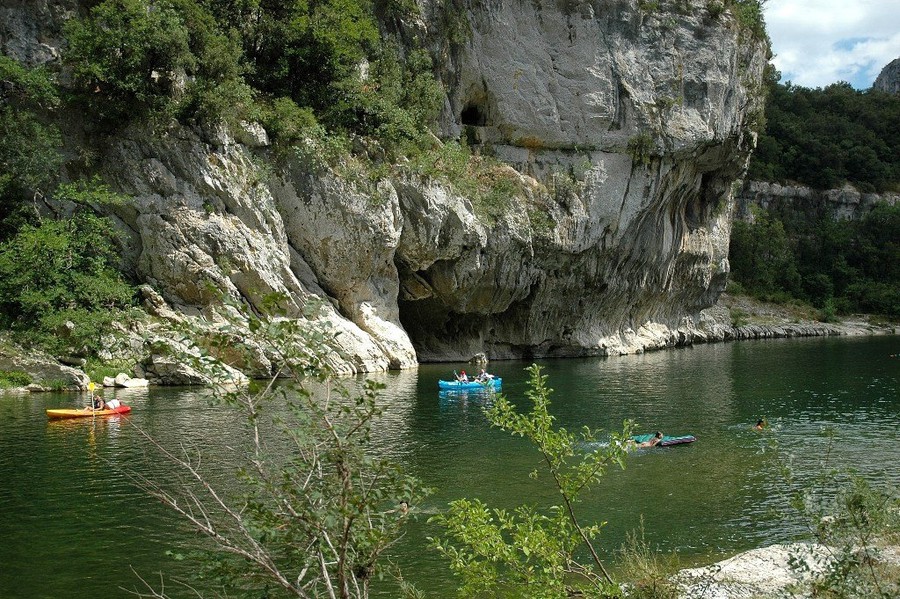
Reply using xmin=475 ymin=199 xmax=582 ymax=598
xmin=91 ymin=395 xmax=106 ymax=410
xmin=456 ymin=370 xmax=469 ymax=382
xmin=476 ymin=369 xmax=494 ymax=382
xmin=637 ymin=431 xmax=663 ymax=447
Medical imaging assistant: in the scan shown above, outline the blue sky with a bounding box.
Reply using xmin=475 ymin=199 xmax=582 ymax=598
xmin=763 ymin=0 xmax=900 ymax=89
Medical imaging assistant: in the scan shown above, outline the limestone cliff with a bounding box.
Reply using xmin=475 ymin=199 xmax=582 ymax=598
xmin=398 ymin=0 xmax=769 ymax=359
xmin=874 ymin=57 xmax=900 ymax=94
xmin=2 ymin=0 xmax=770 ymax=375
xmin=736 ymin=181 xmax=900 ymax=223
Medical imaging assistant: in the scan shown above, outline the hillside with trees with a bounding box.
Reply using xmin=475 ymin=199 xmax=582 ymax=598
xmin=0 ymin=0 xmax=443 ymax=376
xmin=731 ymin=70 xmax=900 ymax=319
xmin=747 ymin=71 xmax=900 ymax=193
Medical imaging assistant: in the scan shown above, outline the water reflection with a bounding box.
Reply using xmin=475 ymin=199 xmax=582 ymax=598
xmin=0 ymin=336 xmax=897 ymax=598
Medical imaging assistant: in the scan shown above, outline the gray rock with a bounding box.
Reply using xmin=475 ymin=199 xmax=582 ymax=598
xmin=677 ymin=543 xmax=831 ymax=598
xmin=0 ymin=341 xmax=89 ymax=390
xmin=736 ymin=181 xmax=898 ymax=223
xmin=874 ymin=57 xmax=900 ymax=94
xmin=1 ymin=0 xmax=774 ymax=373
xmin=113 ymin=373 xmax=149 ymax=388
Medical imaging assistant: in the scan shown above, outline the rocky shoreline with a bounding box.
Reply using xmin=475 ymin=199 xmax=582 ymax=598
xmin=675 ymin=541 xmax=900 ymax=598
xmin=1 ymin=292 xmax=896 ymax=392
xmin=702 ymin=293 xmax=896 ymax=341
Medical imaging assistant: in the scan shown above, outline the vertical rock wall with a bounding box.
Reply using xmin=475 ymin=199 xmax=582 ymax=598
xmin=2 ymin=0 xmax=770 ymax=372
xmin=396 ymin=0 xmax=769 ymax=359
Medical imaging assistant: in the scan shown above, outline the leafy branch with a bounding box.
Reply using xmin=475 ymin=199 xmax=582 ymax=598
xmin=430 ymin=364 xmax=634 ymax=598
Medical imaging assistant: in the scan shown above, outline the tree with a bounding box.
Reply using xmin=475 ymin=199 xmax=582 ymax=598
xmin=63 ymin=0 xmax=252 ymax=128
xmin=64 ymin=0 xmax=195 ymax=123
xmin=748 ymin=75 xmax=900 ymax=193
xmin=0 ymin=56 xmax=63 ymax=230
xmin=0 ymin=180 xmax=134 ymax=355
xmin=128 ymin=300 xmax=428 ymax=598
xmin=429 ymin=364 xmax=633 ymax=598
xmin=729 ymin=209 xmax=801 ymax=300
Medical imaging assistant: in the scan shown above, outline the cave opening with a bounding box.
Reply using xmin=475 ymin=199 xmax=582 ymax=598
xmin=461 ymin=102 xmax=487 ymax=126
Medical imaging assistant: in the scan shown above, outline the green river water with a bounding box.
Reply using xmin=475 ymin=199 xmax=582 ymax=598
xmin=1 ymin=335 xmax=898 ymax=598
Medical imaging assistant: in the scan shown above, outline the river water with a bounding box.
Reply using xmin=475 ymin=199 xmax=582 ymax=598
xmin=1 ymin=335 xmax=897 ymax=598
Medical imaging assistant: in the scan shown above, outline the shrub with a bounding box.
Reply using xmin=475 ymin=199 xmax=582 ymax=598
xmin=260 ymin=97 xmax=320 ymax=147
xmin=617 ymin=522 xmax=680 ymax=599
xmin=729 ymin=0 xmax=768 ymax=42
xmin=0 ymin=370 xmax=32 ymax=388
xmin=64 ymin=0 xmax=195 ymax=123
xmin=430 ymin=365 xmax=634 ymax=597
xmin=127 ymin=299 xmax=428 ymax=597
xmin=730 ymin=308 xmax=749 ymax=328
xmin=628 ymin=133 xmax=655 ymax=168
xmin=779 ymin=430 xmax=900 ymax=598
xmin=0 ymin=202 xmax=134 ymax=356
xmin=0 ymin=57 xmax=63 ymax=228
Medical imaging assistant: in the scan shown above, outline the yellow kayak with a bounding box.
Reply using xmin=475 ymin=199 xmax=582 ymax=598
xmin=46 ymin=405 xmax=131 ymax=419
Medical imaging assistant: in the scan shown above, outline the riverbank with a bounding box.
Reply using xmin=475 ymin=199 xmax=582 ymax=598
xmin=581 ymin=293 xmax=896 ymax=358
xmin=714 ymin=293 xmax=897 ymax=339
xmin=1 ymin=294 xmax=896 ymax=392
xmin=676 ymin=541 xmax=900 ymax=598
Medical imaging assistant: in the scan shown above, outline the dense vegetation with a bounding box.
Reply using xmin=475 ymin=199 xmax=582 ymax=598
xmin=733 ymin=71 xmax=900 ymax=320
xmin=729 ymin=201 xmax=900 ymax=319
xmin=61 ymin=0 xmax=443 ymax=150
xmin=748 ymin=72 xmax=900 ymax=193
xmin=0 ymin=54 xmax=134 ymax=359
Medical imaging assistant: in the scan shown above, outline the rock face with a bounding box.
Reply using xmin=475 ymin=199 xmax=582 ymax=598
xmin=0 ymin=338 xmax=90 ymax=390
xmin=874 ymin=57 xmax=900 ymax=94
xmin=677 ymin=543 xmax=831 ymax=598
xmin=1 ymin=1 xmax=770 ymax=373
xmin=399 ymin=0 xmax=768 ymax=359
xmin=735 ymin=181 xmax=900 ymax=223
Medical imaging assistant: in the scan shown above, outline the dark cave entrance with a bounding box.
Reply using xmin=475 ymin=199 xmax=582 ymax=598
xmin=461 ymin=102 xmax=487 ymax=126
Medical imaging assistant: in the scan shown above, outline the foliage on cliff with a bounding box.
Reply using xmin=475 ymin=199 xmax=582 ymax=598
xmin=748 ymin=73 xmax=900 ymax=193
xmin=729 ymin=202 xmax=900 ymax=319
xmin=0 ymin=56 xmax=63 ymax=229
xmin=62 ymin=0 xmax=443 ymax=150
xmin=0 ymin=54 xmax=134 ymax=358
xmin=0 ymin=205 xmax=134 ymax=355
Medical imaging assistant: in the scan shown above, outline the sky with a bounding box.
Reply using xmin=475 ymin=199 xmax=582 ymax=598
xmin=762 ymin=0 xmax=900 ymax=89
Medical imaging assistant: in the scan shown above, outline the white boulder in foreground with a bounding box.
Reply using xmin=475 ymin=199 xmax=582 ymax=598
xmin=677 ymin=543 xmax=830 ymax=598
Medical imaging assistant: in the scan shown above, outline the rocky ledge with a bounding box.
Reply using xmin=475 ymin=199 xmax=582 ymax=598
xmin=676 ymin=542 xmax=900 ymax=598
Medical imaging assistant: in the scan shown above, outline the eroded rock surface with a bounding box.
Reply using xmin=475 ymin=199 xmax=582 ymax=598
xmin=2 ymin=1 xmax=771 ymax=374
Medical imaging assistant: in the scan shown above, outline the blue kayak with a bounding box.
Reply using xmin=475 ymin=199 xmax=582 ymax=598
xmin=631 ymin=433 xmax=696 ymax=447
xmin=438 ymin=378 xmax=502 ymax=391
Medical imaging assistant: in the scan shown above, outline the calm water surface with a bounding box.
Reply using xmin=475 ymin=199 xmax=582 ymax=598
xmin=1 ymin=336 xmax=897 ymax=598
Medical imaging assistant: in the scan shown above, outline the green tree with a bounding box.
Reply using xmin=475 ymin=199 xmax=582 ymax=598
xmin=748 ymin=74 xmax=900 ymax=193
xmin=0 ymin=56 xmax=63 ymax=230
xmin=0 ymin=181 xmax=134 ymax=355
xmin=64 ymin=0 xmax=194 ymax=123
xmin=430 ymin=364 xmax=633 ymax=598
xmin=64 ymin=0 xmax=251 ymax=127
xmin=129 ymin=300 xmax=428 ymax=599
xmin=729 ymin=210 xmax=801 ymax=300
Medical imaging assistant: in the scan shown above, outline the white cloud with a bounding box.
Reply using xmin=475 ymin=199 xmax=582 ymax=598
xmin=763 ymin=0 xmax=900 ymax=89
